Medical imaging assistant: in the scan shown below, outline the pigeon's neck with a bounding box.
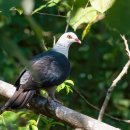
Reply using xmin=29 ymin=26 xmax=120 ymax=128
xmin=53 ymin=42 xmax=71 ymax=58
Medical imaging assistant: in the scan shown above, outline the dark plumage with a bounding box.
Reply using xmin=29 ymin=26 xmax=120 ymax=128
xmin=16 ymin=50 xmax=70 ymax=90
xmin=0 ymin=32 xmax=81 ymax=112
xmin=1 ymin=50 xmax=70 ymax=110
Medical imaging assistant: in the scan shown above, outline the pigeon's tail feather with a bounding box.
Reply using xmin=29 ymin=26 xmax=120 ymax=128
xmin=0 ymin=89 xmax=36 ymax=113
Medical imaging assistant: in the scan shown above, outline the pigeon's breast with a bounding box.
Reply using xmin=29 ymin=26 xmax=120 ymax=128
xmin=42 ymin=52 xmax=70 ymax=87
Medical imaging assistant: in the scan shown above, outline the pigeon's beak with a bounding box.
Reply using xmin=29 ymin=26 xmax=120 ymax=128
xmin=75 ymin=38 xmax=81 ymax=44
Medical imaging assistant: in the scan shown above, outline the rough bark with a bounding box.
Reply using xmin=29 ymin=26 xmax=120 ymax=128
xmin=0 ymin=80 xmax=121 ymax=130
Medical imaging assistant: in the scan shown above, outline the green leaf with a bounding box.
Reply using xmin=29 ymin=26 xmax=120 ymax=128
xmin=65 ymin=85 xmax=73 ymax=94
xmin=10 ymin=7 xmax=23 ymax=15
xmin=29 ymin=125 xmax=38 ymax=130
xmin=46 ymin=0 xmax=60 ymax=7
xmin=32 ymin=0 xmax=60 ymax=14
xmin=18 ymin=126 xmax=29 ymax=130
xmin=28 ymin=119 xmax=37 ymax=126
xmin=90 ymin=0 xmax=115 ymax=13
xmin=32 ymin=4 xmax=46 ymax=14
xmin=69 ymin=7 xmax=98 ymax=31
xmin=0 ymin=111 xmax=19 ymax=129
xmin=56 ymin=80 xmax=74 ymax=93
xmin=82 ymin=22 xmax=92 ymax=40
xmin=2 ymin=111 xmax=19 ymax=122
xmin=40 ymin=90 xmax=46 ymax=96
xmin=65 ymin=80 xmax=74 ymax=86
xmin=82 ymin=14 xmax=97 ymax=40
xmin=56 ymin=83 xmax=66 ymax=92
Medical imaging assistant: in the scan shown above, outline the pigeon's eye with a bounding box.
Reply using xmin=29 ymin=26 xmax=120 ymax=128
xmin=67 ymin=35 xmax=72 ymax=39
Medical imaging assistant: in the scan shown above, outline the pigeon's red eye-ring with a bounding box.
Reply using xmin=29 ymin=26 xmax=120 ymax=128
xmin=67 ymin=35 xmax=72 ymax=39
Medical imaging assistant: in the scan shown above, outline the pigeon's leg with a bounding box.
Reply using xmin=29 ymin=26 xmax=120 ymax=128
xmin=46 ymin=86 xmax=62 ymax=104
xmin=47 ymin=86 xmax=57 ymax=101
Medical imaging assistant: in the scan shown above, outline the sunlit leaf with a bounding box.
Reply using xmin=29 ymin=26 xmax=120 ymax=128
xmin=82 ymin=14 xmax=97 ymax=40
xmin=82 ymin=22 xmax=92 ymax=40
xmin=65 ymin=85 xmax=73 ymax=94
xmin=32 ymin=0 xmax=60 ymax=14
xmin=0 ymin=111 xmax=19 ymax=129
xmin=65 ymin=80 xmax=74 ymax=86
xmin=10 ymin=7 xmax=23 ymax=15
xmin=56 ymin=80 xmax=74 ymax=94
xmin=69 ymin=7 xmax=98 ymax=31
xmin=90 ymin=0 xmax=115 ymax=13
xmin=18 ymin=126 xmax=29 ymax=130
xmin=29 ymin=125 xmax=38 ymax=130
xmin=40 ymin=90 xmax=47 ymax=96
xmin=46 ymin=0 xmax=60 ymax=7
xmin=32 ymin=4 xmax=46 ymax=14
xmin=56 ymin=83 xmax=66 ymax=92
xmin=2 ymin=111 xmax=19 ymax=122
xmin=28 ymin=119 xmax=37 ymax=126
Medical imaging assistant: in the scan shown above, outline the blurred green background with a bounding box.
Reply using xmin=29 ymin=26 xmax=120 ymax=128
xmin=0 ymin=0 xmax=130 ymax=130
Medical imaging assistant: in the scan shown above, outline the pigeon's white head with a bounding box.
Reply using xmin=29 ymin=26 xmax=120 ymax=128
xmin=56 ymin=32 xmax=81 ymax=46
xmin=53 ymin=32 xmax=81 ymax=57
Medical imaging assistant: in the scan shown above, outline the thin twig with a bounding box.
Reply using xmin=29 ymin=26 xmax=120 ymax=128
xmin=35 ymin=12 xmax=67 ymax=18
xmin=65 ymin=0 xmax=76 ymax=32
xmin=36 ymin=114 xmax=41 ymax=126
xmin=120 ymin=35 xmax=130 ymax=57
xmin=85 ymin=0 xmax=90 ymax=8
xmin=98 ymin=35 xmax=130 ymax=121
xmin=71 ymin=85 xmax=130 ymax=124
xmin=41 ymin=39 xmax=48 ymax=51
xmin=53 ymin=36 xmax=56 ymax=46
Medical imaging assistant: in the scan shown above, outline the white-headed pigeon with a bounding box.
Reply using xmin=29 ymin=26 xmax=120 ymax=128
xmin=0 ymin=32 xmax=81 ymax=112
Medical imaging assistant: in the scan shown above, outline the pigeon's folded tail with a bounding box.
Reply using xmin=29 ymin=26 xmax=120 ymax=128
xmin=0 ymin=88 xmax=36 ymax=113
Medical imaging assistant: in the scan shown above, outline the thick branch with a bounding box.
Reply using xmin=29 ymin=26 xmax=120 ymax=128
xmin=0 ymin=80 xmax=120 ymax=130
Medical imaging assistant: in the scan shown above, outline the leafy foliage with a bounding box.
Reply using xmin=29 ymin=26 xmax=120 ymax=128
xmin=90 ymin=0 xmax=116 ymax=13
xmin=0 ymin=0 xmax=130 ymax=130
xmin=57 ymin=80 xmax=74 ymax=94
xmin=69 ymin=7 xmax=98 ymax=31
xmin=32 ymin=0 xmax=61 ymax=14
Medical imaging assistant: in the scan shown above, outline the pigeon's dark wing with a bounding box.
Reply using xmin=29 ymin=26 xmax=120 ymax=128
xmin=15 ymin=50 xmax=71 ymax=90
xmin=15 ymin=69 xmax=26 ymax=89
xmin=0 ymin=50 xmax=70 ymax=111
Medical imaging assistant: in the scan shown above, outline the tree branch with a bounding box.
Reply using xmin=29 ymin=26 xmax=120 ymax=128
xmin=120 ymin=35 xmax=130 ymax=57
xmin=0 ymin=80 xmax=120 ymax=130
xmin=34 ymin=12 xmax=67 ymax=18
xmin=71 ymin=84 xmax=130 ymax=124
xmin=98 ymin=35 xmax=130 ymax=121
